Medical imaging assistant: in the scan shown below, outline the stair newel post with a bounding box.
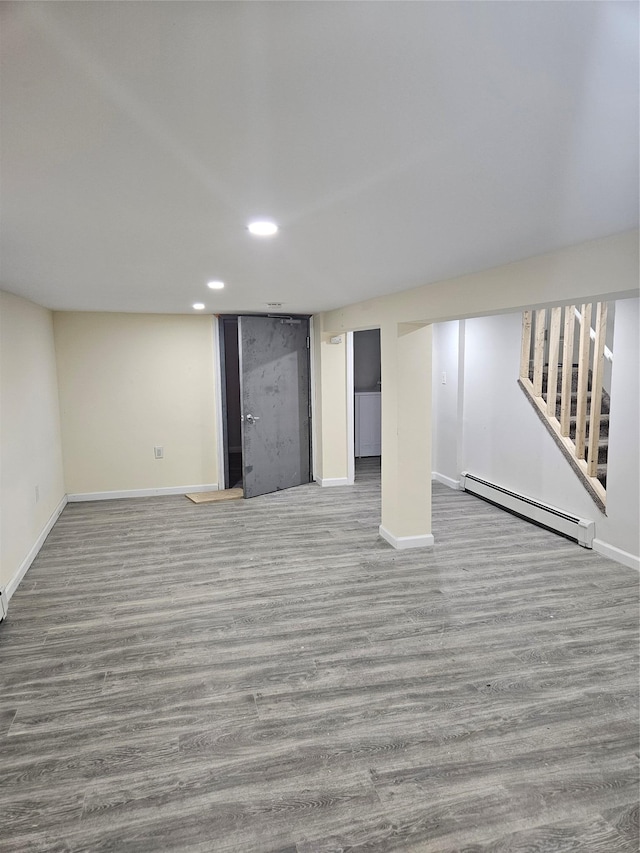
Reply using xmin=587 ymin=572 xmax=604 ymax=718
xmin=575 ymin=302 xmax=592 ymax=460
xmin=520 ymin=311 xmax=532 ymax=380
xmin=587 ymin=302 xmax=608 ymax=478
xmin=546 ymin=307 xmax=561 ymax=420
xmin=533 ymin=309 xmax=546 ymax=398
xmin=560 ymin=305 xmax=576 ymax=437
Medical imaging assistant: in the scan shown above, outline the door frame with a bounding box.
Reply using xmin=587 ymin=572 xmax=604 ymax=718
xmin=213 ymin=314 xmax=314 ymax=492
xmin=346 ymin=330 xmax=355 ymax=485
xmin=309 ymin=316 xmax=318 ymax=485
xmin=213 ymin=317 xmax=228 ymax=491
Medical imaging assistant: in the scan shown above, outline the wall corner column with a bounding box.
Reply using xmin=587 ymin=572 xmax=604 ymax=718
xmin=312 ymin=316 xmax=350 ymax=487
xmin=379 ymin=321 xmax=433 ymax=549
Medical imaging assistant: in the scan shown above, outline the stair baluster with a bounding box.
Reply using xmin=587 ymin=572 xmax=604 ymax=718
xmin=517 ymin=300 xmax=611 ymax=513
xmin=546 ymin=307 xmax=562 ymax=420
xmin=575 ymin=302 xmax=592 ymax=460
xmin=560 ymin=305 xmax=576 ymax=437
xmin=520 ymin=310 xmax=532 ymax=380
xmin=533 ymin=309 xmax=546 ymax=396
xmin=587 ymin=302 xmax=607 ymax=478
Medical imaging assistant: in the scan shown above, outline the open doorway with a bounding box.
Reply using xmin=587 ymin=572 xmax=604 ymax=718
xmin=352 ymin=328 xmax=381 ymax=482
xmin=220 ymin=317 xmax=243 ymax=489
xmin=217 ymin=315 xmax=312 ymax=496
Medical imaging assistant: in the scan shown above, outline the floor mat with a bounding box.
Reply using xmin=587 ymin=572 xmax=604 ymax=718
xmin=185 ymin=488 xmax=243 ymax=504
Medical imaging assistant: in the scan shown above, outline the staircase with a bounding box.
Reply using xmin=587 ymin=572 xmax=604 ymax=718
xmin=543 ymin=365 xmax=610 ymax=489
xmin=518 ymin=303 xmax=612 ymax=514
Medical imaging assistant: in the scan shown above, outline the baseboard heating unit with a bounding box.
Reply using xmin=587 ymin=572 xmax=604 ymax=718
xmin=460 ymin=473 xmax=595 ymax=548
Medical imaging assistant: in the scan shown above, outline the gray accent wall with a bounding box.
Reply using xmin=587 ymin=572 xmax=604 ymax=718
xmin=354 ymin=329 xmax=381 ymax=392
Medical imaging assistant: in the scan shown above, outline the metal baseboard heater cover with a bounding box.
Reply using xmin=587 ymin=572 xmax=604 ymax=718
xmin=460 ymin=473 xmax=595 ymax=548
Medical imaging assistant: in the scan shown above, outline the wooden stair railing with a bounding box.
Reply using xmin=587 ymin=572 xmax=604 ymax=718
xmin=518 ymin=302 xmax=612 ymax=513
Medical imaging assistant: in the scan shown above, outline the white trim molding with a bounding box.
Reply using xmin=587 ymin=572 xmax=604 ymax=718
xmin=67 ymin=484 xmax=219 ymax=502
xmin=212 ymin=317 xmax=227 ymax=491
xmin=379 ymin=525 xmax=435 ymax=550
xmin=5 ymin=494 xmax=68 ymax=603
xmin=346 ymin=331 xmax=356 ymax=486
xmin=593 ymin=539 xmax=640 ymax=572
xmin=432 ymin=472 xmax=461 ymax=490
xmin=315 ymin=477 xmax=353 ymax=488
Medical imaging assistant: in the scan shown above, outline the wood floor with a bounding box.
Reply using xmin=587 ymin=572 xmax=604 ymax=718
xmin=1 ymin=459 xmax=638 ymax=852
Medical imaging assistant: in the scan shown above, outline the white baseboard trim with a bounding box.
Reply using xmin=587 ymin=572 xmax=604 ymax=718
xmin=67 ymin=484 xmax=219 ymax=502
xmin=432 ymin=472 xmax=461 ymax=490
xmin=315 ymin=477 xmax=354 ymax=487
xmin=379 ymin=525 xmax=435 ymax=550
xmin=592 ymin=539 xmax=640 ymax=572
xmin=4 ymin=494 xmax=68 ymax=604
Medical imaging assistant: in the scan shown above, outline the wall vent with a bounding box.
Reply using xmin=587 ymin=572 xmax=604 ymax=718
xmin=460 ymin=472 xmax=595 ymax=548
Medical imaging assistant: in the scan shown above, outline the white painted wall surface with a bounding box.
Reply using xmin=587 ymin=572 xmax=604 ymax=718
xmin=599 ymin=298 xmax=640 ymax=560
xmin=380 ymin=322 xmax=433 ymax=543
xmin=0 ymin=292 xmax=66 ymax=591
xmin=54 ymin=312 xmax=218 ymax=495
xmin=459 ymin=304 xmax=639 ymax=562
xmin=323 ymin=231 xmax=638 ymax=331
xmin=431 ymin=321 xmax=460 ymax=486
xmin=315 ymin=333 xmax=349 ymax=483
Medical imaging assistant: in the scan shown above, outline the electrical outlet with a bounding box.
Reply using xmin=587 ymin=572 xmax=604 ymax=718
xmin=441 ymin=372 xmax=447 ymax=385
xmin=154 ymin=446 xmax=164 ymax=459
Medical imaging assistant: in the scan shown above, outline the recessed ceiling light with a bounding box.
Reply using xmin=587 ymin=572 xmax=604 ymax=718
xmin=193 ymin=303 xmax=205 ymax=310
xmin=248 ymin=220 xmax=278 ymax=237
xmin=207 ymin=280 xmax=225 ymax=290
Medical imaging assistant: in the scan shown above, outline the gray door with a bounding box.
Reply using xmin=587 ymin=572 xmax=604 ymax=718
xmin=238 ymin=315 xmax=311 ymax=498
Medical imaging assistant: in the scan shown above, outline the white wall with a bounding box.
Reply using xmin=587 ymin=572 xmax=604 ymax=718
xmin=431 ymin=321 xmax=460 ymax=487
xmin=314 ymin=330 xmax=350 ymax=484
xmin=319 ymin=231 xmax=638 ymax=552
xmin=452 ymin=301 xmax=639 ymax=563
xmin=54 ymin=312 xmax=218 ymax=495
xmin=380 ymin=321 xmax=433 ymax=543
xmin=323 ymin=231 xmax=638 ymax=331
xmin=0 ymin=291 xmax=66 ymax=593
xmin=462 ymin=313 xmax=600 ymax=508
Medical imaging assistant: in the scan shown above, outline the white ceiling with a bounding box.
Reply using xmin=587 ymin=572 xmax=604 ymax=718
xmin=1 ymin=1 xmax=638 ymax=315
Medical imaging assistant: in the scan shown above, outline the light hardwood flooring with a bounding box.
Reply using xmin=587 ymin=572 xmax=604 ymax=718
xmin=0 ymin=459 xmax=638 ymax=852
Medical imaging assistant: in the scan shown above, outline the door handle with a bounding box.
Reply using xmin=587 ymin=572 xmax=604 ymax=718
xmin=245 ymin=413 xmax=260 ymax=424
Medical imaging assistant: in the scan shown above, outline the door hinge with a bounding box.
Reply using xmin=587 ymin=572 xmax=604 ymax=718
xmin=306 ymin=336 xmax=310 ymax=349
